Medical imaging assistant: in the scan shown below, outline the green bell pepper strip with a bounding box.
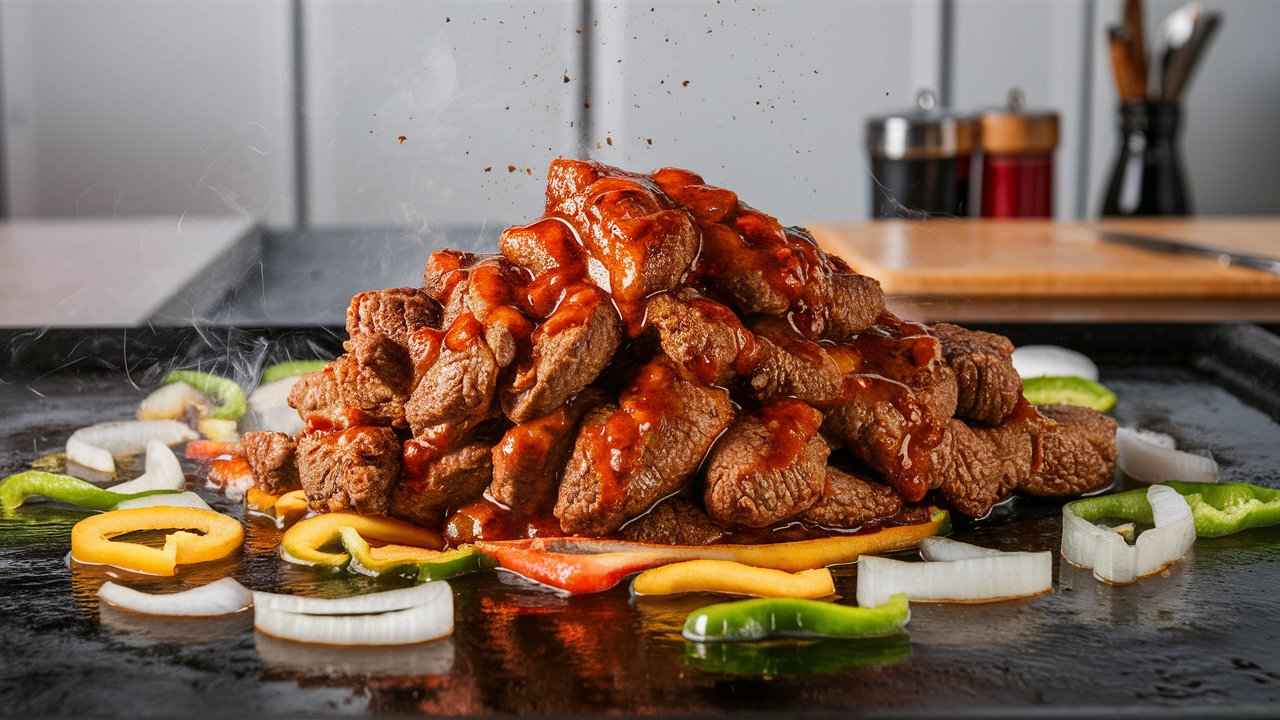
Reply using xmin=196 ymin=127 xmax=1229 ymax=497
xmin=682 ymin=593 xmax=910 ymax=643
xmin=1067 ymin=482 xmax=1280 ymax=539
xmin=683 ymin=635 xmax=912 ymax=675
xmin=417 ymin=546 xmax=494 ymax=582
xmin=1023 ymin=376 xmax=1117 ymax=412
xmin=261 ymin=360 xmax=329 ymax=384
xmin=162 ymin=370 xmax=246 ymax=421
xmin=0 ymin=471 xmax=179 ymax=514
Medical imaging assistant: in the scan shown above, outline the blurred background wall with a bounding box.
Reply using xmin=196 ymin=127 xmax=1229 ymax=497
xmin=1 ymin=0 xmax=1276 ymax=230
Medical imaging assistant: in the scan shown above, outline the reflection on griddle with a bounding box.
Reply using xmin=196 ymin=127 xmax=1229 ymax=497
xmin=683 ymin=635 xmax=912 ymax=676
xmin=255 ymin=632 xmax=455 ymax=678
xmin=98 ymin=603 xmax=253 ymax=645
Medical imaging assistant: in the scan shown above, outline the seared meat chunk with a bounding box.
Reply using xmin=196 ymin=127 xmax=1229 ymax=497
xmin=296 ymin=427 xmax=401 ymax=515
xmin=439 ymin=258 xmax=535 ymax=369
xmin=545 ymin=158 xmax=700 ymax=319
xmin=821 ymin=374 xmax=944 ymax=503
xmin=554 ymin=357 xmax=735 ymax=536
xmin=620 ymin=497 xmax=726 ymax=546
xmin=489 ymin=389 xmax=604 ymax=513
xmin=825 ymin=270 xmax=887 ymax=342
xmin=1022 ymin=404 xmax=1117 ymax=497
xmin=801 ymin=467 xmax=903 ymax=528
xmin=704 ymin=400 xmax=830 ymax=528
xmin=502 ymin=284 xmax=621 ymax=423
xmin=499 ymin=217 xmax=584 ymax=278
xmin=288 ymin=333 xmax=413 ymax=430
xmin=345 ymin=287 xmax=439 ymax=348
xmin=390 ymin=442 xmax=493 ymax=526
xmin=931 ymin=322 xmax=1022 ymax=425
xmin=423 ymin=249 xmax=477 ymax=302
xmin=405 ymin=332 xmax=499 ymax=445
xmin=749 ymin=318 xmax=846 ymax=406
xmin=929 ymin=401 xmax=1057 ymax=517
xmin=845 ymin=315 xmax=958 ymax=421
xmin=646 ymin=290 xmax=760 ymax=386
xmin=241 ymin=431 xmax=299 ymax=494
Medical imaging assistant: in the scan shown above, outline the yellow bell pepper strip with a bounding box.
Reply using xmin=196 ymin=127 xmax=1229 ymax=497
xmin=163 ymin=370 xmax=246 ymax=421
xmin=1073 ymin=482 xmax=1280 ymax=539
xmin=682 ymin=593 xmax=911 ymax=643
xmin=280 ymin=512 xmax=442 ymax=568
xmin=534 ymin=509 xmax=950 ymax=571
xmin=683 ymin=634 xmax=912 ymax=675
xmin=1 ymin=470 xmax=179 ymax=514
xmin=70 ymin=506 xmax=244 ymax=576
xmin=261 ymin=359 xmax=329 ymax=384
xmin=245 ymin=486 xmax=280 ymax=514
xmin=196 ymin=418 xmax=240 ymax=443
xmin=632 ymin=560 xmax=836 ymax=599
xmin=337 ymin=526 xmax=486 ymax=580
xmin=274 ymin=490 xmax=310 ymax=526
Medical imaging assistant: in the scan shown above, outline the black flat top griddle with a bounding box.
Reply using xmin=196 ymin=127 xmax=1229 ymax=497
xmin=3 ymin=322 xmax=1280 ymax=718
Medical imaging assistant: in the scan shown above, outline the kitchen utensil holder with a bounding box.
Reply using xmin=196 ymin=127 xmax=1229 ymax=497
xmin=1101 ymin=100 xmax=1191 ymax=217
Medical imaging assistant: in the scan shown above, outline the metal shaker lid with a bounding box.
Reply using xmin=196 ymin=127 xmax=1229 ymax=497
xmin=865 ymin=89 xmax=978 ymax=160
xmin=979 ymin=88 xmax=1060 ymax=155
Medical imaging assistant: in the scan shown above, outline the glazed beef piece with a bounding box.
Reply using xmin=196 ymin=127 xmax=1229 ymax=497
xmin=929 ymin=401 xmax=1057 ymax=517
xmin=930 ymin=322 xmax=1022 ymax=425
xmin=288 ymin=333 xmax=413 ymax=430
xmin=645 ymin=290 xmax=759 ymax=386
xmin=844 ymin=315 xmax=958 ymax=421
xmin=405 ymin=333 xmax=499 ymax=445
xmin=345 ymin=287 xmax=440 ymax=348
xmin=499 ymin=217 xmax=585 ymax=278
xmin=296 ymin=427 xmax=401 ymax=515
xmin=438 ymin=258 xmax=535 ymax=369
xmin=821 ymin=374 xmax=945 ymax=503
xmin=1021 ymin=404 xmax=1117 ymax=497
xmin=489 ymin=389 xmax=604 ymax=513
xmin=749 ymin=318 xmax=846 ymax=406
xmin=501 ymin=284 xmax=622 ymax=423
xmin=422 ymin=249 xmax=477 ymax=302
xmin=544 ymin=159 xmax=700 ymax=317
xmin=825 ymin=269 xmax=888 ymax=342
xmin=241 ymin=431 xmax=300 ymax=494
xmin=801 ymin=467 xmax=903 ymax=528
xmin=620 ymin=496 xmax=726 ymax=545
xmin=554 ymin=356 xmax=735 ymax=536
xmin=389 ymin=442 xmax=493 ymax=526
xmin=704 ymin=400 xmax=830 ymax=528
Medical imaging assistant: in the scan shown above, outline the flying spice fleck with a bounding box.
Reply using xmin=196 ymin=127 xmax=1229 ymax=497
xmin=483 ymin=166 xmax=492 ymax=172
xmin=397 ymin=135 xmax=407 ymax=144
xmin=606 ymin=136 xmax=614 ymax=146
xmin=507 ymin=165 xmax=517 ymax=172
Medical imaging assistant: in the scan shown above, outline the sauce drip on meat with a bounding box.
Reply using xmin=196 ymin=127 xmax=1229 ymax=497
xmin=756 ymin=399 xmax=823 ymax=470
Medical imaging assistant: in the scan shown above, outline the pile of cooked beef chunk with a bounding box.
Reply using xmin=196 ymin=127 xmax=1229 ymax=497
xmin=241 ymin=158 xmax=1118 ymax=544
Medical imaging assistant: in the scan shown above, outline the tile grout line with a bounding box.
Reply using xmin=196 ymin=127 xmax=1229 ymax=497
xmin=576 ymin=0 xmax=593 ymax=159
xmin=290 ymin=0 xmax=309 ymax=228
xmin=1075 ymin=0 xmax=1096 ymax=219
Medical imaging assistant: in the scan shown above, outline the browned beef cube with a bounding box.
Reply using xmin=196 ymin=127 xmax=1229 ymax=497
xmin=929 ymin=401 xmax=1057 ymax=517
xmin=544 ymin=158 xmax=699 ymax=307
xmin=499 ymin=217 xmax=585 ymax=278
xmin=296 ymin=427 xmax=401 ymax=515
xmin=288 ymin=333 xmax=413 ymax=430
xmin=345 ymin=287 xmax=440 ymax=348
xmin=438 ymin=258 xmax=535 ymax=369
xmin=824 ymin=271 xmax=886 ymax=342
xmin=404 ymin=331 xmax=499 ymax=445
xmin=704 ymin=400 xmax=830 ymax=528
xmin=749 ymin=318 xmax=846 ymax=406
xmin=241 ymin=431 xmax=299 ymax=494
xmin=801 ymin=467 xmax=902 ymax=528
xmin=389 ymin=442 xmax=493 ymax=526
xmin=501 ymin=284 xmax=621 ymax=423
xmin=620 ymin=497 xmax=726 ymax=546
xmin=1022 ymin=404 xmax=1117 ymax=497
xmin=488 ymin=389 xmax=604 ymax=514
xmin=930 ymin=322 xmax=1022 ymax=426
xmin=422 ymin=249 xmax=477 ymax=302
xmin=646 ymin=290 xmax=758 ymax=387
xmin=554 ymin=356 xmax=735 ymax=536
xmin=845 ymin=316 xmax=958 ymax=421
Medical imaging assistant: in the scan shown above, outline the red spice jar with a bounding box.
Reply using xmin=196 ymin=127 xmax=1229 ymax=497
xmin=979 ymin=90 xmax=1059 ymax=218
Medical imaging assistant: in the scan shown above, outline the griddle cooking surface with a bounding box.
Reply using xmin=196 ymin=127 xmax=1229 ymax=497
xmin=3 ymin=324 xmax=1280 ymax=717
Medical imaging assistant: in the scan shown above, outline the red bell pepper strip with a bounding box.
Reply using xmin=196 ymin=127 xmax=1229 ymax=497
xmin=475 ymin=542 xmax=676 ymax=594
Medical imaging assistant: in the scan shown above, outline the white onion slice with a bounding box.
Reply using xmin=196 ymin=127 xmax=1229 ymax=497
xmin=241 ymin=404 xmax=304 ymax=435
xmin=254 ymin=596 xmax=453 ymax=646
xmin=107 ymin=440 xmax=185 ymax=494
xmin=98 ymin=577 xmax=252 ymax=616
xmin=67 ymin=420 xmax=199 ymax=474
xmin=1012 ymin=345 xmax=1099 ymax=381
xmin=857 ymin=551 xmax=1052 ymax=607
xmin=137 ymin=382 xmax=211 ymax=421
xmin=248 ymin=376 xmax=300 ymax=412
xmin=114 ymin=491 xmax=212 ymax=511
xmin=253 ymin=582 xmax=449 ymax=616
xmin=1117 ymin=427 xmax=1218 ymax=485
xmin=1061 ymin=484 xmax=1196 ymax=584
xmin=919 ymin=537 xmax=1007 ymax=562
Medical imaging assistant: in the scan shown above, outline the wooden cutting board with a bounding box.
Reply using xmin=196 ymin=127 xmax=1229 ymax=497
xmin=808 ymin=218 xmax=1280 ymax=298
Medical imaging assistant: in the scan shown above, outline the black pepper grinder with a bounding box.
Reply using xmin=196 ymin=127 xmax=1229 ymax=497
xmin=865 ymin=90 xmax=977 ymax=219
